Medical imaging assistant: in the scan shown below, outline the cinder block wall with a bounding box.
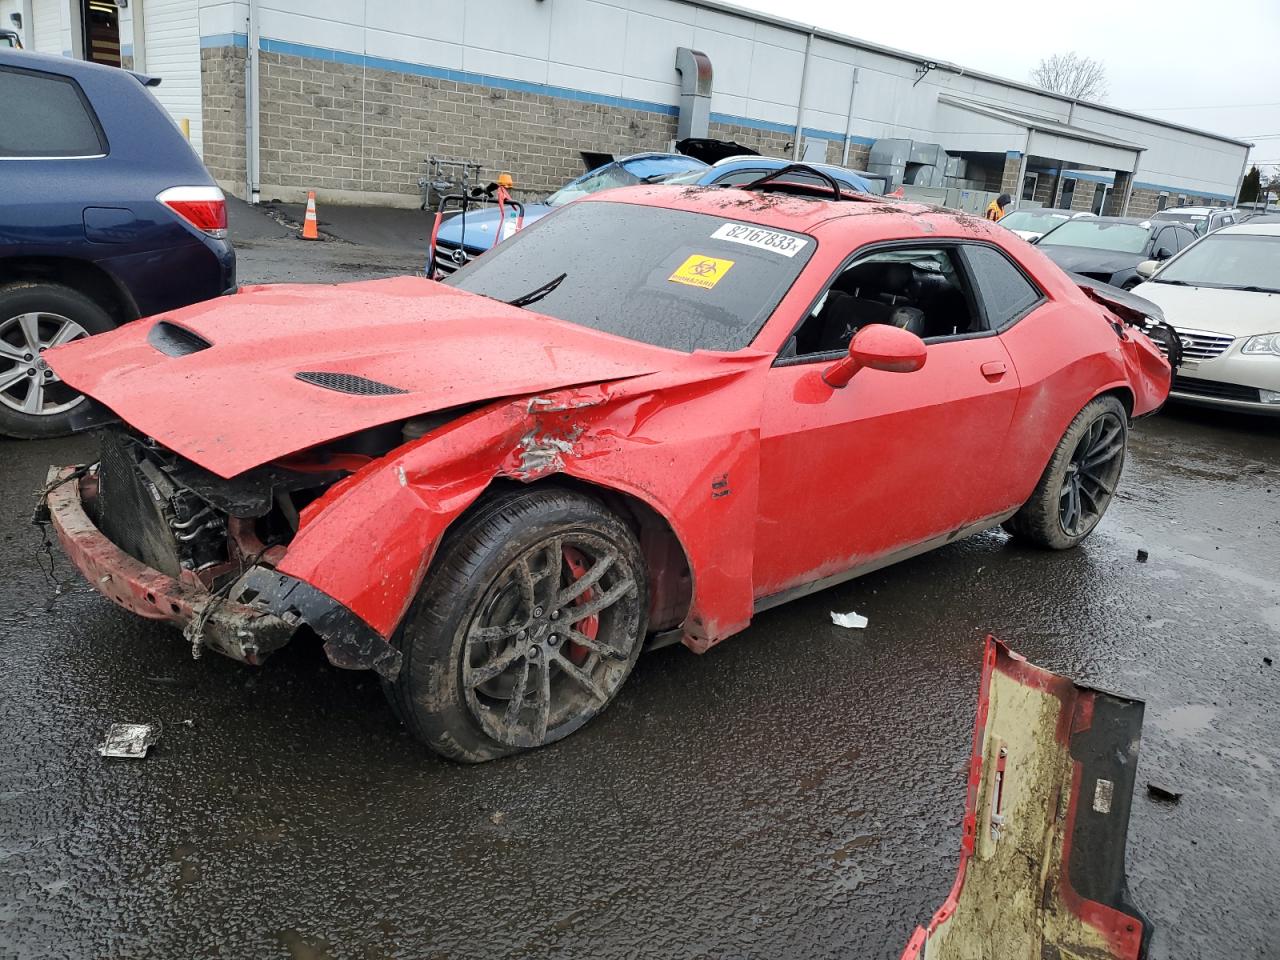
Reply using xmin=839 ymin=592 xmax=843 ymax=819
xmin=206 ymin=51 xmax=682 ymax=204
xmin=201 ymin=49 xmax=878 ymax=205
xmin=202 ymin=47 xmax=248 ymax=192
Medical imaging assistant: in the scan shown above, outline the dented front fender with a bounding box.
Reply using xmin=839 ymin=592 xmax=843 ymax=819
xmin=274 ymin=353 xmax=772 ymax=651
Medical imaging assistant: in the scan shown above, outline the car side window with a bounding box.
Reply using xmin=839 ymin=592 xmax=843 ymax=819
xmin=959 ymin=244 xmax=1045 ymax=331
xmin=1176 ymin=227 xmax=1197 ymax=250
xmin=780 ymin=245 xmax=985 ymax=360
xmin=0 ymin=65 xmax=106 ymax=158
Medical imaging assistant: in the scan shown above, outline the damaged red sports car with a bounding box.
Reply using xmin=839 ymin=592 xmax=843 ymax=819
xmin=40 ymin=169 xmax=1172 ymax=762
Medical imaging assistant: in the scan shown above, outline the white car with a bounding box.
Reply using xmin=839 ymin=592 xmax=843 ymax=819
xmin=1132 ymin=222 xmax=1280 ymax=415
xmin=998 ymin=208 xmax=1094 ymax=242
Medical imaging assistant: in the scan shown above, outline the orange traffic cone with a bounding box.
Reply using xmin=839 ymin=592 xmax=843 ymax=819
xmin=301 ymin=191 xmax=320 ymax=240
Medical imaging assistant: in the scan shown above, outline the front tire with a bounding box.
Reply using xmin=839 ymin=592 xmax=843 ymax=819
xmin=0 ymin=282 xmax=114 ymax=439
xmin=386 ymin=488 xmax=648 ymax=763
xmin=1004 ymin=395 xmax=1128 ymax=550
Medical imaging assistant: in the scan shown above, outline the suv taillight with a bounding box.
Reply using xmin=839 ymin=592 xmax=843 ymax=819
xmin=157 ymin=186 xmax=228 ymax=239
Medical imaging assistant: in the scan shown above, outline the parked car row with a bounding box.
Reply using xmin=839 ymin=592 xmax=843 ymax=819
xmin=430 ymin=152 xmax=875 ymax=275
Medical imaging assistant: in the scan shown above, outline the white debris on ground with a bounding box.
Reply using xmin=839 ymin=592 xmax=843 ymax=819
xmin=97 ymin=723 xmax=160 ymax=759
xmin=830 ymin=611 xmax=869 ymax=629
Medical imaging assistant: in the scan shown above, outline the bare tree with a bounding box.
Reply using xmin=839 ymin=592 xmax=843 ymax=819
xmin=1030 ymin=52 xmax=1108 ymax=102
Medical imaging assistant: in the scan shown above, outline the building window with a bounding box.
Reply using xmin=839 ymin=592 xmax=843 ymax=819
xmin=1021 ymin=173 xmax=1038 ymax=202
xmin=1058 ymin=178 xmax=1076 ymax=209
xmin=1157 ymin=193 xmax=1169 ymax=211
xmin=82 ymin=0 xmax=121 ymax=67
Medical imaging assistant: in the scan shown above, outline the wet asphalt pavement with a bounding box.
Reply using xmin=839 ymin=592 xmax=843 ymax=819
xmin=2 ymin=212 xmax=1279 ymax=959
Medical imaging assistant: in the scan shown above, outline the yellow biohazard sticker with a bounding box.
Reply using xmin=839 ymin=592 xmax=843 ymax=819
xmin=668 ymin=254 xmax=735 ymax=290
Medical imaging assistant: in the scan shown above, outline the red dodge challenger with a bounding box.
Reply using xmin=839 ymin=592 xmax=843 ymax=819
xmin=40 ymin=170 xmax=1172 ymax=762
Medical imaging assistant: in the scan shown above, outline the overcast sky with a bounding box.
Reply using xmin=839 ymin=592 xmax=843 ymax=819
xmin=733 ymin=0 xmax=1280 ymax=175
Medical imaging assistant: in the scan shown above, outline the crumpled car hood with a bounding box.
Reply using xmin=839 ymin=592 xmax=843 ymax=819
xmin=46 ymin=276 xmax=675 ymax=478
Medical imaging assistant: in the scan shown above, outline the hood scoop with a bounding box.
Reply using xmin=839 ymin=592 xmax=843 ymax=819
xmin=148 ymin=320 xmax=212 ymax=357
xmin=294 ymin=371 xmax=409 ymax=396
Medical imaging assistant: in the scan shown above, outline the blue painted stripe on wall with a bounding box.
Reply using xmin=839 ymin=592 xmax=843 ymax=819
xmin=1133 ymin=182 xmax=1233 ymax=202
xmin=202 ymin=33 xmax=876 ymax=148
xmin=200 ymin=32 xmax=247 ymax=49
xmin=1005 ymin=150 xmax=1023 ymax=158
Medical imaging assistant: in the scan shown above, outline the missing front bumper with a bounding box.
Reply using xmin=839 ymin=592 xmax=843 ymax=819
xmin=42 ymin=465 xmax=401 ymax=678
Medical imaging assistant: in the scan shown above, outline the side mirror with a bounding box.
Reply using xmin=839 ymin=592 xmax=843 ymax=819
xmin=822 ymin=324 xmax=927 ymax=389
xmin=1136 ymin=259 xmax=1159 ymax=279
xmin=1155 ymin=247 xmax=1175 ymax=261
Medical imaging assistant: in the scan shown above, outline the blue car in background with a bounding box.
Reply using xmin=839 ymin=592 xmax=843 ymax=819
xmin=0 ymin=50 xmax=235 ymax=438
xmin=661 ymin=155 xmax=876 ymax=194
xmin=431 ymin=153 xmax=874 ymax=275
xmin=431 ymin=152 xmax=707 ymax=275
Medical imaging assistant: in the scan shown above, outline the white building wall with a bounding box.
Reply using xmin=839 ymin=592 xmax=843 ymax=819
xmin=217 ymin=0 xmax=1244 ymax=198
xmin=141 ymin=0 xmax=204 ymax=154
xmin=29 ymin=0 xmax=64 ymax=54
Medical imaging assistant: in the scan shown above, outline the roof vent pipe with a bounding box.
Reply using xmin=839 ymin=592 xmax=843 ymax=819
xmin=674 ymin=48 xmax=712 ymax=141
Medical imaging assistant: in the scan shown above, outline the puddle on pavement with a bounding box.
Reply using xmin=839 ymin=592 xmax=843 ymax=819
xmin=1155 ymin=703 xmax=1218 ymax=738
xmin=277 ymin=930 xmax=336 ymax=960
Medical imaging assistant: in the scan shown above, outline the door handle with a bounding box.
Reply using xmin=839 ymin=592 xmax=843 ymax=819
xmin=980 ymin=361 xmax=1007 ymax=379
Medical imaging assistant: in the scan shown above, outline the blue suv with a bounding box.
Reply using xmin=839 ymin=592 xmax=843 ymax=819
xmin=0 ymin=50 xmax=235 ymax=437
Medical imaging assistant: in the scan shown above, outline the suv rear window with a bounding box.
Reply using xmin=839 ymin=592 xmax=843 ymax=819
xmin=0 ymin=65 xmax=106 ymax=158
xmin=446 ymin=200 xmax=815 ymax=353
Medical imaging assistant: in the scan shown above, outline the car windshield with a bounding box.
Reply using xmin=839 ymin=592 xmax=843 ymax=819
xmin=546 ymin=159 xmax=696 ymax=206
xmin=445 ymin=200 xmax=815 ymax=352
xmin=1153 ymin=233 xmax=1280 ymax=291
xmin=1040 ymin=220 xmax=1152 ymax=253
xmin=999 ymin=210 xmax=1073 ymax=231
xmin=546 ymin=164 xmax=642 ymax=207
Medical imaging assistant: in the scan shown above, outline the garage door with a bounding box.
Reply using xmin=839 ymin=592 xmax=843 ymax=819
xmin=31 ymin=0 xmax=64 ymax=55
xmin=141 ymin=0 xmax=202 ymax=156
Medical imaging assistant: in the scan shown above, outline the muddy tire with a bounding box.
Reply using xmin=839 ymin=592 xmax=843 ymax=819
xmin=385 ymin=487 xmax=648 ymax=763
xmin=1003 ymin=395 xmax=1128 ymax=550
xmin=0 ymin=282 xmax=114 ymax=439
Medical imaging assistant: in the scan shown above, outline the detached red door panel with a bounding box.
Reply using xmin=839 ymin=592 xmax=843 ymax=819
xmin=753 ymin=337 xmax=1021 ymax=599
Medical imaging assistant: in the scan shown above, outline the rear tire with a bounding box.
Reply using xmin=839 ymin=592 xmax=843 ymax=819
xmin=1003 ymin=395 xmax=1128 ymax=550
xmin=385 ymin=487 xmax=648 ymax=763
xmin=0 ymin=282 xmax=114 ymax=439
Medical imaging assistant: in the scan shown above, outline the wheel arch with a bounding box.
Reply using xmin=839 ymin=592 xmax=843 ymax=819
xmin=0 ymin=256 xmax=139 ymax=326
xmin=1095 ymin=384 xmax=1135 ymax=419
xmin=456 ymin=475 xmax=695 ymax=636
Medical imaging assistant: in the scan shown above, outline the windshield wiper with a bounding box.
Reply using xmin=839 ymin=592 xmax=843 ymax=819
xmin=1238 ymin=285 xmax=1280 ymax=294
xmin=1153 ymin=278 xmax=1194 ymax=286
xmin=506 ymin=272 xmax=568 ymax=308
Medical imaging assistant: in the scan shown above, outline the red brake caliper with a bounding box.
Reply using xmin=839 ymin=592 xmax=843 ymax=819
xmin=562 ymin=546 xmax=598 ymax=666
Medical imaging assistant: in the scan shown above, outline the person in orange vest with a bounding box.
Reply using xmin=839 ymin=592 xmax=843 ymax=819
xmin=985 ymin=193 xmax=1012 ymax=221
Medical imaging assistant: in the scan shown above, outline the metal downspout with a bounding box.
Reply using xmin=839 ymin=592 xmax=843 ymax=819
xmin=246 ymin=0 xmax=261 ymax=204
xmin=840 ymin=67 xmax=860 ymax=166
xmin=792 ymin=28 xmax=814 ymax=161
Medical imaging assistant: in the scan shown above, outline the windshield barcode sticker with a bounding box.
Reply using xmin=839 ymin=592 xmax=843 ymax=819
xmin=711 ymin=223 xmax=808 ymax=257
